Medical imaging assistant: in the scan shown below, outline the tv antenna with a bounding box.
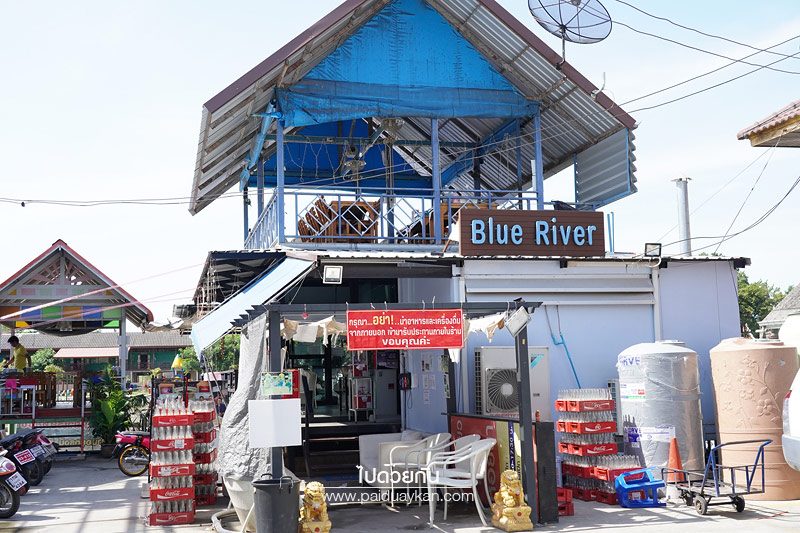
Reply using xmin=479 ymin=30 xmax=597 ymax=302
xmin=529 ymin=0 xmax=612 ymax=67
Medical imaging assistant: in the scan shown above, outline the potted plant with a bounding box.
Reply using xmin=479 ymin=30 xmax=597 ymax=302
xmin=89 ymin=367 xmax=131 ymax=457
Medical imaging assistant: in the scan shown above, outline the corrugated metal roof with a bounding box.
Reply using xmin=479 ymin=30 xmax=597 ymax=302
xmin=0 ymin=331 xmax=192 ymax=351
xmin=191 ymin=0 xmax=636 ymax=214
xmin=760 ymin=284 xmax=800 ymax=329
xmin=54 ymin=347 xmax=119 ymax=359
xmin=738 ymin=99 xmax=800 ymax=140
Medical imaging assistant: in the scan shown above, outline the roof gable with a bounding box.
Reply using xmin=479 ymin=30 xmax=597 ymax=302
xmin=0 ymin=240 xmax=153 ymax=333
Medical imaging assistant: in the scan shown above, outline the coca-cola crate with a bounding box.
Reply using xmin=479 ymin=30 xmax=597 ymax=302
xmin=195 ymin=493 xmax=217 ymax=506
xmin=152 ymin=414 xmax=194 ymax=427
xmin=567 ymin=399 xmax=615 ymax=412
xmin=150 ymin=463 xmax=196 ymax=478
xmin=193 ymin=430 xmax=216 ymax=444
xmin=592 ymin=466 xmax=639 ymax=482
xmin=148 ymin=511 xmax=195 ymax=526
xmin=151 ymin=438 xmax=195 ymax=452
xmin=193 ymin=473 xmax=217 ymax=485
xmin=596 ymin=491 xmax=618 ymax=505
xmin=572 ymin=487 xmax=596 ymax=501
xmin=558 ymin=442 xmax=570 ymax=454
xmin=557 ymin=487 xmax=573 ymax=503
xmin=567 ymin=442 xmax=618 ymax=457
xmin=555 ymin=400 xmax=568 ymax=412
xmin=150 ymin=487 xmax=195 ymax=502
xmin=562 ymin=464 xmax=592 ymax=477
xmin=558 ymin=501 xmax=574 ymax=516
xmin=564 ymin=421 xmax=617 ymax=435
xmin=193 ymin=449 xmax=218 ymax=464
xmin=193 ymin=411 xmax=216 ymax=423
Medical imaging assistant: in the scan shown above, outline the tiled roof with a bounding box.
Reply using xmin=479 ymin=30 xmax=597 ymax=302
xmin=760 ymin=284 xmax=800 ymax=329
xmin=0 ymin=331 xmax=192 ymax=351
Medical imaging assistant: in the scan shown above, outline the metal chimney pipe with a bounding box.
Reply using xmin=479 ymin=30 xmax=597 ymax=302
xmin=673 ymin=177 xmax=692 ymax=256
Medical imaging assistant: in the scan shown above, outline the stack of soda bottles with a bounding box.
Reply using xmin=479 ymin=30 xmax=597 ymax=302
xmin=556 ymin=388 xmax=639 ymax=505
xmin=190 ymin=399 xmax=218 ymax=506
xmin=149 ymin=397 xmax=196 ymax=526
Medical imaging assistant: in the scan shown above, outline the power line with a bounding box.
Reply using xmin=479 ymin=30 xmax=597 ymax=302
xmin=611 ymin=0 xmax=800 ymax=61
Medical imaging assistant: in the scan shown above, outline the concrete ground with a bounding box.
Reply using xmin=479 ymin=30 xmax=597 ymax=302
xmin=1 ymin=457 xmax=798 ymax=532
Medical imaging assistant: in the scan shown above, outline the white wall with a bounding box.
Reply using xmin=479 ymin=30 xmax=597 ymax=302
xmin=397 ymin=277 xmax=456 ymax=434
xmin=658 ymin=261 xmax=741 ymax=426
xmin=462 ymin=258 xmax=741 ymax=426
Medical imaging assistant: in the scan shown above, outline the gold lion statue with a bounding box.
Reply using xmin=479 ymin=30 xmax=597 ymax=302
xmin=491 ymin=470 xmax=533 ymax=532
xmin=299 ymin=481 xmax=331 ymax=533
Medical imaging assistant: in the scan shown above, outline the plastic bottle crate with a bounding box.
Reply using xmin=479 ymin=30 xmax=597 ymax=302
xmin=595 ymin=491 xmax=618 ymax=505
xmin=193 ymin=473 xmax=217 ymax=485
xmin=150 ymin=438 xmax=195 ymax=452
xmin=558 ymin=501 xmax=574 ymax=516
xmin=152 ymin=414 xmax=194 ymax=427
xmin=148 ymin=511 xmax=195 ymax=526
xmin=195 ymin=493 xmax=217 ymax=506
xmin=150 ymin=487 xmax=194 ymax=502
xmin=193 ymin=449 xmax=218 ymax=464
xmin=564 ymin=442 xmax=618 ymax=457
xmin=559 ymin=421 xmax=617 ymax=434
xmin=193 ymin=430 xmax=216 ymax=444
xmin=556 ymin=487 xmax=573 ymax=503
xmin=592 ymin=466 xmax=639 ymax=482
xmin=150 ymin=463 xmax=196 ymax=478
xmin=193 ymin=410 xmax=215 ymax=423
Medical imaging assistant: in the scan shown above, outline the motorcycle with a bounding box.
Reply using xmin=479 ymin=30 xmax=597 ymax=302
xmin=0 ymin=449 xmax=24 ymax=518
xmin=0 ymin=434 xmax=43 ymax=487
xmin=18 ymin=429 xmax=56 ymax=475
xmin=113 ymin=431 xmax=150 ymax=477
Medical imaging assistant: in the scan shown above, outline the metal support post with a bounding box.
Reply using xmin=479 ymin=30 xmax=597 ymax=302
xmin=242 ymin=188 xmax=249 ymax=244
xmin=673 ymin=177 xmax=692 ymax=256
xmin=118 ymin=318 xmax=127 ymax=384
xmin=431 ymin=118 xmax=442 ymax=244
xmin=515 ymin=327 xmax=538 ymax=522
xmin=276 ymin=122 xmax=286 ymax=245
xmin=533 ymin=108 xmax=544 ymax=210
xmin=516 ymin=119 xmax=524 ymax=208
xmin=257 ymin=157 xmax=265 ymax=216
xmin=268 ymin=310 xmax=283 ymax=479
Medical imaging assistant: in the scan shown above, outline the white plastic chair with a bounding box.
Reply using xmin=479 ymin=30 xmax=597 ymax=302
xmin=425 ymin=438 xmax=497 ymax=527
xmin=387 ymin=432 xmax=450 ymax=506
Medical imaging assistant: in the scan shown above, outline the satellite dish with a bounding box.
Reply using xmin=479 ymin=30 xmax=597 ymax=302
xmin=529 ymin=0 xmax=612 ymax=65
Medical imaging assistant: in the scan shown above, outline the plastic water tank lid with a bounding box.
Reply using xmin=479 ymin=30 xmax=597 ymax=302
xmin=659 ymin=340 xmax=686 ymax=346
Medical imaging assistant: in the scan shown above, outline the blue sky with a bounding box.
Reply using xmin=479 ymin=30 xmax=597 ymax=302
xmin=0 ymin=1 xmax=798 ymax=321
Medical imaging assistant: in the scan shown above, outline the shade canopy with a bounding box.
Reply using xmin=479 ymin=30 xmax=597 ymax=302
xmin=55 ymin=347 xmax=119 ymax=359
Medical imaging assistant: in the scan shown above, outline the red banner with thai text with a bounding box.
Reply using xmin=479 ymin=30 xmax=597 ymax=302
xmin=346 ymin=309 xmax=464 ymax=350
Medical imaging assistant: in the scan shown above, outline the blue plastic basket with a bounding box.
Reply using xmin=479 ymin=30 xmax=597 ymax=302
xmin=614 ymin=468 xmax=665 ymax=508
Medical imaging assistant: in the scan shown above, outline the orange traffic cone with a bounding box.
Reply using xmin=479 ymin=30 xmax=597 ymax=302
xmin=666 ymin=437 xmax=685 ymax=482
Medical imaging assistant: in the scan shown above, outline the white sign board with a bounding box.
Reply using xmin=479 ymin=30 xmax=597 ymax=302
xmin=248 ymin=399 xmax=302 ymax=448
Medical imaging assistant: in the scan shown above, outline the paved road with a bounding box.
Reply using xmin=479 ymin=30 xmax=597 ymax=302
xmin=1 ymin=457 xmax=798 ymax=532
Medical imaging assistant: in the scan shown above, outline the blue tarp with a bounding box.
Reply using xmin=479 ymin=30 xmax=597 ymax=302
xmin=277 ymin=0 xmax=535 ymax=127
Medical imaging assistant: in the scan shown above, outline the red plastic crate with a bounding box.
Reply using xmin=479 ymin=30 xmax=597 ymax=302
xmin=592 ymin=466 xmax=639 ymax=482
xmin=148 ymin=511 xmax=195 ymax=526
xmin=151 ymin=437 xmax=195 ymax=452
xmin=193 ymin=411 xmax=215 ymax=423
xmin=193 ymin=473 xmax=217 ymax=485
xmin=195 ymin=493 xmax=217 ymax=506
xmin=556 ymin=420 xmax=567 ymax=432
xmin=565 ymin=421 xmax=617 ymax=435
xmin=150 ymin=463 xmax=196 ymax=478
xmin=558 ymin=501 xmax=574 ymax=516
xmin=567 ymin=442 xmax=618 ymax=457
xmin=555 ymin=400 xmax=568 ymax=412
xmin=152 ymin=414 xmax=194 ymax=427
xmin=150 ymin=487 xmax=194 ymax=502
xmin=557 ymin=487 xmax=573 ymax=503
xmin=193 ymin=449 xmax=218 ymax=464
xmin=562 ymin=464 xmax=592 ymax=477
xmin=558 ymin=442 xmax=570 ymax=454
xmin=596 ymin=491 xmax=618 ymax=505
xmin=193 ymin=430 xmax=216 ymax=444
xmin=567 ymin=399 xmax=615 ymax=412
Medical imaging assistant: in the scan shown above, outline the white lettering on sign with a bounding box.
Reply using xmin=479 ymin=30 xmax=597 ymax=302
xmin=534 ymin=218 xmax=596 ymax=246
xmin=471 ymin=218 xmax=524 ymax=245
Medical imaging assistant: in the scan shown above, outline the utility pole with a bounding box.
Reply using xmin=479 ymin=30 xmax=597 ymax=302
xmin=673 ymin=177 xmax=692 ymax=257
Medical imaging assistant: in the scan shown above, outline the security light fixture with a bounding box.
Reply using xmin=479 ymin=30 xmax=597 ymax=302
xmin=322 ymin=265 xmax=343 ymax=285
xmin=505 ymin=306 xmax=531 ymax=337
xmin=644 ymin=243 xmax=662 ymax=258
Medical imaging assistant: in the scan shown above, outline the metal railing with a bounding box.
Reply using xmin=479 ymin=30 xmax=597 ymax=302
xmin=245 ymin=186 xmax=542 ymax=249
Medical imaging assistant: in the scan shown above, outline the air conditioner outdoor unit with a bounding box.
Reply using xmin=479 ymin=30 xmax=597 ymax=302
xmin=475 ymin=346 xmax=550 ymax=420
